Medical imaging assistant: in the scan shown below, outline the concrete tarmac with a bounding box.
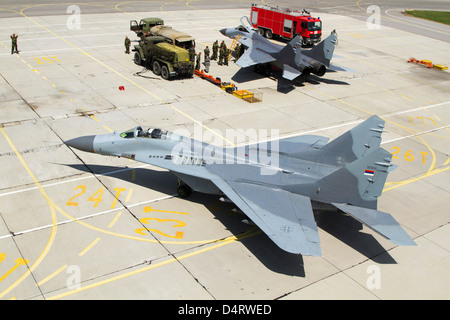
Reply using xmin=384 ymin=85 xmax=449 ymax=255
xmin=0 ymin=1 xmax=449 ymax=300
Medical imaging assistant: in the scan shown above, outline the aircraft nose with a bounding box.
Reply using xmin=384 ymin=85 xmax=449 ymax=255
xmin=65 ymin=135 xmax=95 ymax=153
xmin=219 ymin=28 xmax=227 ymax=36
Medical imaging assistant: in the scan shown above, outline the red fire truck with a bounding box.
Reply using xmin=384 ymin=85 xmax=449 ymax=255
xmin=250 ymin=4 xmax=322 ymax=46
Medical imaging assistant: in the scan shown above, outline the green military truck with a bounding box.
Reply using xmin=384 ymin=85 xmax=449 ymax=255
xmin=133 ymin=36 xmax=194 ymax=80
xmin=130 ymin=17 xmax=164 ymax=37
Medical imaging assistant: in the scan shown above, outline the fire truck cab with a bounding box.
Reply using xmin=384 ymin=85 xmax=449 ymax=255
xmin=250 ymin=4 xmax=322 ymax=46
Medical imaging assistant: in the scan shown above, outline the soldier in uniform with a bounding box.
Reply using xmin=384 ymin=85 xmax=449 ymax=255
xmin=124 ymin=36 xmax=131 ymax=54
xmin=195 ymin=52 xmax=201 ymax=70
xmin=189 ymin=46 xmax=195 ymax=62
xmin=203 ymin=55 xmax=210 ymax=73
xmin=10 ymin=33 xmax=18 ymax=54
xmin=211 ymin=40 xmax=218 ymax=60
xmin=203 ymin=46 xmax=210 ymax=60
xmin=218 ymin=41 xmax=227 ymax=66
xmin=237 ymin=43 xmax=245 ymax=60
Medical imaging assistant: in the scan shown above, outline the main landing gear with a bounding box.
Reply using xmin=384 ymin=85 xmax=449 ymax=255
xmin=177 ymin=179 xmax=192 ymax=198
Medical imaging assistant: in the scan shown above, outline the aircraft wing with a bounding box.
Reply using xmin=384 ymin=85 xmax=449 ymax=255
xmin=210 ymin=177 xmax=322 ymax=256
xmin=236 ymin=47 xmax=276 ymax=68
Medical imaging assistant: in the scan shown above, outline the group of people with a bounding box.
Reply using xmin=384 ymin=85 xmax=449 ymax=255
xmin=124 ymin=34 xmax=245 ymax=74
xmin=195 ymin=40 xmax=245 ymax=73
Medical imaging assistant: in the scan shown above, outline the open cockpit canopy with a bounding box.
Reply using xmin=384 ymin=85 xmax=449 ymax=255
xmin=120 ymin=126 xmax=169 ymax=139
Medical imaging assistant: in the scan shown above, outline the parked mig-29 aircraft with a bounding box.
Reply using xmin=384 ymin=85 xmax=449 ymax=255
xmin=65 ymin=115 xmax=416 ymax=256
xmin=220 ymin=16 xmax=343 ymax=81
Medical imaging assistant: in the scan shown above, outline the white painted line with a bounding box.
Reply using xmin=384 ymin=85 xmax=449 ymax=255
xmin=0 ymin=164 xmax=152 ymax=198
xmin=0 ymin=194 xmax=177 ymax=240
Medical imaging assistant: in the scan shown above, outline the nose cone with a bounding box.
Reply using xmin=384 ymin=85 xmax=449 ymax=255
xmin=220 ymin=28 xmax=228 ymax=36
xmin=65 ymin=135 xmax=95 ymax=153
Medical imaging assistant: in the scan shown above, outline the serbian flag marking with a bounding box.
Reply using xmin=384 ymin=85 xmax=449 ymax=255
xmin=364 ymin=169 xmax=375 ymax=176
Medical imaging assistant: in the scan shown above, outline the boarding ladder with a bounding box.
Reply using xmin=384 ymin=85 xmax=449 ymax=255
xmin=228 ymin=34 xmax=242 ymax=61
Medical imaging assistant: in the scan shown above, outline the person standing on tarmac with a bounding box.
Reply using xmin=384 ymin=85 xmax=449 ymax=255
xmin=211 ymin=40 xmax=218 ymax=60
xmin=124 ymin=36 xmax=131 ymax=54
xmin=195 ymin=52 xmax=201 ymax=70
xmin=203 ymin=45 xmax=210 ymax=60
xmin=10 ymin=33 xmax=18 ymax=54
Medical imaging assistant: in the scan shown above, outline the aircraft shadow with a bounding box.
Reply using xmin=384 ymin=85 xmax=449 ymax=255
xmin=315 ymin=211 xmax=397 ymax=264
xmin=63 ymin=163 xmax=305 ymax=276
xmin=230 ymin=66 xmax=349 ymax=93
xmin=63 ymin=163 xmax=395 ymax=276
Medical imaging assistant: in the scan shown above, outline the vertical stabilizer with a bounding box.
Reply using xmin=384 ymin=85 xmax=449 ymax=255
xmin=302 ymin=30 xmax=338 ymax=67
xmin=319 ymin=115 xmax=385 ymax=166
xmin=313 ymin=147 xmax=394 ymax=209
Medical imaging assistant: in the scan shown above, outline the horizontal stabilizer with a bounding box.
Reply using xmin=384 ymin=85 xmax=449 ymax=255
xmin=282 ymin=64 xmax=303 ymax=80
xmin=333 ymin=203 xmax=416 ymax=246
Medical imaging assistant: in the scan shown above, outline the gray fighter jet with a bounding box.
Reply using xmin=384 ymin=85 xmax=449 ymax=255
xmin=220 ymin=17 xmax=342 ymax=81
xmin=65 ymin=115 xmax=416 ymax=256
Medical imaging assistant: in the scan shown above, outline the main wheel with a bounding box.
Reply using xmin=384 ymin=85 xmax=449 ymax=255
xmin=152 ymin=60 xmax=161 ymax=75
xmin=134 ymin=52 xmax=142 ymax=65
xmin=265 ymin=29 xmax=273 ymax=39
xmin=161 ymin=65 xmax=170 ymax=80
xmin=177 ymin=184 xmax=192 ymax=198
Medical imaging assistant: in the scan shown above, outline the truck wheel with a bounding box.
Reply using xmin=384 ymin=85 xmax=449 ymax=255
xmin=153 ymin=61 xmax=161 ymax=75
xmin=258 ymin=28 xmax=265 ymax=37
xmin=265 ymin=29 xmax=273 ymax=39
xmin=134 ymin=52 xmax=142 ymax=65
xmin=161 ymin=65 xmax=170 ymax=80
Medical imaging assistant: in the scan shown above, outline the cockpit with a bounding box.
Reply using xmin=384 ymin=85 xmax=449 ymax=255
xmin=237 ymin=25 xmax=249 ymax=33
xmin=120 ymin=126 xmax=169 ymax=139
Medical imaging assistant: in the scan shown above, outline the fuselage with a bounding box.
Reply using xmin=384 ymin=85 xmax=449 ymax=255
xmin=70 ymin=126 xmax=339 ymax=203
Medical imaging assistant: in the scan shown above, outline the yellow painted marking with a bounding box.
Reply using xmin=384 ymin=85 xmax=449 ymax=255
xmin=108 ymin=211 xmax=122 ymax=228
xmin=384 ymin=166 xmax=450 ymax=192
xmin=36 ymin=265 xmax=67 ymax=287
xmin=32 ymin=69 xmax=40 ymax=74
xmin=42 ymin=76 xmax=48 ymax=81
xmin=307 ymin=87 xmax=437 ymax=175
xmin=135 ymin=216 xmax=185 ymax=239
xmin=143 ymin=206 xmax=189 ymax=215
xmin=0 ymin=128 xmax=58 ymax=299
xmin=47 ymin=227 xmax=261 ymax=300
xmin=18 ymin=9 xmax=235 ymax=147
xmin=0 ymin=258 xmax=29 ymax=283
xmin=125 ymin=188 xmax=133 ymax=202
xmin=400 ymin=94 xmax=413 ymax=101
xmin=444 ymin=158 xmax=450 ymax=166
xmin=78 ymin=238 xmax=101 ymax=257
xmin=0 ymin=253 xmax=5 ymax=264
xmin=90 ymin=115 xmax=99 ymax=122
xmin=111 ymin=187 xmax=126 ymax=209
xmin=102 ymin=125 xmax=113 ymax=132
xmin=59 ymin=90 xmax=66 ymax=95
xmin=51 ymin=83 xmax=57 ymax=88
xmin=26 ymin=64 xmax=33 ymax=69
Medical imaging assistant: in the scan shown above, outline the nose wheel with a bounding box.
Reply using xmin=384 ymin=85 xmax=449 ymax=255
xmin=177 ymin=179 xmax=192 ymax=198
